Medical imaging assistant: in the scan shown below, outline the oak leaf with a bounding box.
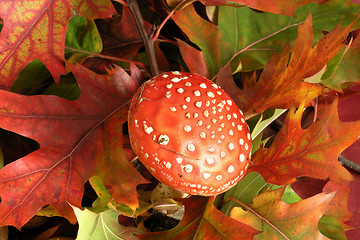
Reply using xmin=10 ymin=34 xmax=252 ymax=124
xmin=73 ymin=207 xmax=143 ymax=239
xmin=96 ymin=7 xmax=152 ymax=62
xmin=173 ymin=4 xmax=231 ymax=78
xmin=174 ymin=3 xmax=359 ymax=79
xmin=231 ymin=187 xmax=335 ymax=239
xmin=249 ymin=99 xmax=357 ymax=185
xmin=137 ymin=197 xmax=259 ymax=240
xmin=321 ymin=32 xmax=360 ymax=90
xmin=218 ymin=13 xmax=357 ymax=114
xmin=0 ymin=0 xmax=116 ymax=89
xmin=199 ymin=0 xmax=312 ymax=16
xmin=0 ymin=64 xmax=148 ymax=228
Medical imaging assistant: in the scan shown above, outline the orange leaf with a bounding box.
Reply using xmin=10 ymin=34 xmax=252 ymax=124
xmin=249 ymin=99 xmax=357 ymax=185
xmin=252 ymin=13 xmax=358 ymax=113
xmin=0 ymin=0 xmax=116 ymax=89
xmin=231 ymin=187 xmax=336 ymax=239
xmin=218 ymin=13 xmax=357 ymax=114
xmin=194 ymin=197 xmax=259 ymax=239
xmin=0 ymin=64 xmax=148 ymax=228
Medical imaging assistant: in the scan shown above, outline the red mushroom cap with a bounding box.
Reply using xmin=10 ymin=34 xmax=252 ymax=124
xmin=128 ymin=72 xmax=252 ymax=196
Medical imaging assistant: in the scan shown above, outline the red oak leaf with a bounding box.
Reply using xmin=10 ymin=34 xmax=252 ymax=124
xmin=218 ymin=13 xmax=357 ymax=114
xmin=0 ymin=64 xmax=148 ymax=228
xmin=94 ymin=6 xmax=152 ymax=68
xmin=231 ymin=187 xmax=335 ymax=239
xmin=0 ymin=0 xmax=116 ymax=89
xmin=249 ymin=99 xmax=357 ymax=185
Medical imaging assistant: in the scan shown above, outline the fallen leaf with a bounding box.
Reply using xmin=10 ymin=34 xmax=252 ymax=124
xmin=0 ymin=64 xmax=148 ymax=228
xmin=249 ymin=99 xmax=357 ymax=185
xmin=0 ymin=0 xmax=116 ymax=89
xmin=231 ymin=187 xmax=335 ymax=239
xmin=193 ymin=197 xmax=259 ymax=239
xmin=218 ymin=13 xmax=357 ymax=114
xmin=73 ymin=206 xmax=143 ymax=240
xmin=174 ymin=2 xmax=360 ymax=78
xmin=96 ymin=7 xmax=152 ymax=61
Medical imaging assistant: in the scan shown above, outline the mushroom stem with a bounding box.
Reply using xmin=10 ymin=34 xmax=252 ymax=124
xmin=127 ymin=0 xmax=159 ymax=77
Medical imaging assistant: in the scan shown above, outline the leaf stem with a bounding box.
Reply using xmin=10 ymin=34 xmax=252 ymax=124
xmin=127 ymin=0 xmax=159 ymax=77
xmin=114 ymin=0 xmax=129 ymax=7
xmin=212 ymin=22 xmax=300 ymax=81
xmin=227 ymin=196 xmax=290 ymax=240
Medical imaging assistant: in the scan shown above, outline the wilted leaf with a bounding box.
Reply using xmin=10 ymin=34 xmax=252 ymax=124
xmin=249 ymin=99 xmax=357 ymax=185
xmin=231 ymin=187 xmax=335 ymax=239
xmin=0 ymin=64 xmax=147 ymax=228
xmin=73 ymin=207 xmax=143 ymax=240
xmin=0 ymin=0 xmax=116 ymax=89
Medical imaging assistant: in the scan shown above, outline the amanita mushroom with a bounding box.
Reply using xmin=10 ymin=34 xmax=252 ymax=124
xmin=128 ymin=72 xmax=252 ymax=196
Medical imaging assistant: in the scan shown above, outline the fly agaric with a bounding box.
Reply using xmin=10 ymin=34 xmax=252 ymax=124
xmin=128 ymin=72 xmax=252 ymax=196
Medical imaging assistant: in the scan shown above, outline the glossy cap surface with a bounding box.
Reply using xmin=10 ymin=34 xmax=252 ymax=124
xmin=128 ymin=72 xmax=252 ymax=195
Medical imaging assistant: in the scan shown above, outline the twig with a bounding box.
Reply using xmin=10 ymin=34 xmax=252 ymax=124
xmin=339 ymin=154 xmax=360 ymax=173
xmin=151 ymin=0 xmax=195 ymax=42
xmin=228 ymin=196 xmax=290 ymax=240
xmin=127 ymin=0 xmax=159 ymax=77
